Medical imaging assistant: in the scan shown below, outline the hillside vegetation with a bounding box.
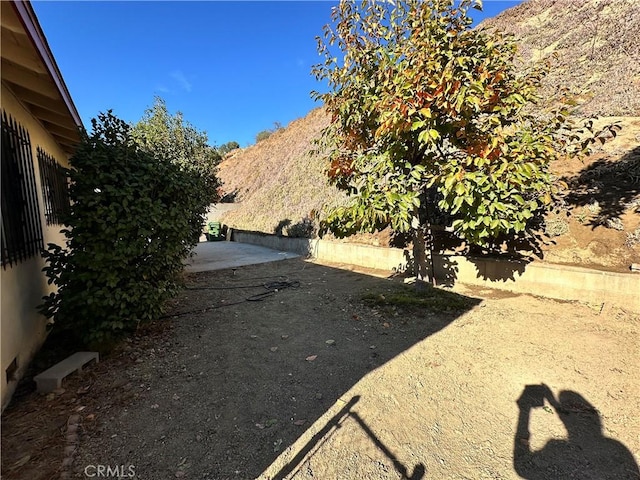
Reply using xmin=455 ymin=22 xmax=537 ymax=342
xmin=218 ymin=0 xmax=639 ymax=268
xmin=479 ymin=0 xmax=640 ymax=116
xmin=218 ymin=108 xmax=344 ymax=235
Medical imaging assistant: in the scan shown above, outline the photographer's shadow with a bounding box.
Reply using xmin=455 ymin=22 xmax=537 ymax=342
xmin=514 ymin=385 xmax=639 ymax=479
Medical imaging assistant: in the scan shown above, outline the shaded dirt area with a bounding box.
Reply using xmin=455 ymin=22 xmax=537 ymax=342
xmin=2 ymin=258 xmax=638 ymax=480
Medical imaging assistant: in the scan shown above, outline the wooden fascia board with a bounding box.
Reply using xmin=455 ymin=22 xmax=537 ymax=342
xmin=11 ymin=0 xmax=83 ymax=130
xmin=7 ymin=83 xmax=66 ymax=114
xmin=1 ymin=59 xmax=59 ymax=98
xmin=0 ymin=29 xmax=47 ymax=73
xmin=41 ymin=119 xmax=80 ymax=140
xmin=28 ymin=104 xmax=79 ymax=131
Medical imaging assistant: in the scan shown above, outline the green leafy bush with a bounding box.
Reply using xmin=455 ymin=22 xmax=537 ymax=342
xmin=39 ymin=111 xmax=216 ymax=347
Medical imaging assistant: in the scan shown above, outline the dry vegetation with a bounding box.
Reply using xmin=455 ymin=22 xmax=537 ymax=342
xmin=479 ymin=0 xmax=640 ymax=116
xmin=217 ymin=0 xmax=639 ymax=270
xmin=218 ymin=108 xmax=346 ymax=235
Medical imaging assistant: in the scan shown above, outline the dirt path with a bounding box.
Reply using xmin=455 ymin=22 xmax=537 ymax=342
xmin=2 ymin=258 xmax=638 ymax=479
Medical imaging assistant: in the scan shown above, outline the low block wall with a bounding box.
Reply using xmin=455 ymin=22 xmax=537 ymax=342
xmin=230 ymin=230 xmax=640 ymax=312
xmin=232 ymin=230 xmax=317 ymax=257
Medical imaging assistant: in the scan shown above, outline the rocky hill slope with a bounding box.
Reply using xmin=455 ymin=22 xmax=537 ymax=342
xmin=217 ymin=0 xmax=639 ymax=270
xmin=478 ymin=0 xmax=640 ymax=117
xmin=218 ymin=108 xmax=345 ymax=235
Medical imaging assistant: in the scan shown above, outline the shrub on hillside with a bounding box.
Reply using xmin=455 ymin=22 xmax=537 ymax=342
xmin=256 ymin=130 xmax=272 ymax=143
xmin=39 ymin=111 xmax=215 ymax=347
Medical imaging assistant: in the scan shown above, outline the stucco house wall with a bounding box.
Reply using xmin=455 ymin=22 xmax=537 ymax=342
xmin=1 ymin=83 xmax=73 ymax=410
xmin=1 ymin=0 xmax=82 ymax=411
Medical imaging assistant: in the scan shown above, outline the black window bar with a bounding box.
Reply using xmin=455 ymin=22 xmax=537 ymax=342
xmin=1 ymin=111 xmax=44 ymax=268
xmin=37 ymin=147 xmax=70 ymax=226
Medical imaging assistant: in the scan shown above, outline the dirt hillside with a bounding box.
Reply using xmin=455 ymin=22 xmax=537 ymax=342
xmin=217 ymin=0 xmax=640 ymax=271
xmin=479 ymin=0 xmax=640 ymax=117
xmin=218 ymin=108 xmax=346 ymax=235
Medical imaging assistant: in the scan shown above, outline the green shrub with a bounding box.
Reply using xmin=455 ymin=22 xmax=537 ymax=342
xmin=255 ymin=130 xmax=272 ymax=143
xmin=39 ymin=111 xmax=215 ymax=347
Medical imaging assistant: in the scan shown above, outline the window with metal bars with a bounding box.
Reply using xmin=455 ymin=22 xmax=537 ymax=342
xmin=1 ymin=111 xmax=44 ymax=268
xmin=37 ymin=148 xmax=70 ymax=226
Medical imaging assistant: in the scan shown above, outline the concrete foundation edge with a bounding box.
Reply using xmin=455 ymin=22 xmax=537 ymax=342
xmin=231 ymin=230 xmax=639 ymax=312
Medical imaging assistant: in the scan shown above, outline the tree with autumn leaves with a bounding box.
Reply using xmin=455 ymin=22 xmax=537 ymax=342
xmin=312 ymin=0 xmax=612 ymax=285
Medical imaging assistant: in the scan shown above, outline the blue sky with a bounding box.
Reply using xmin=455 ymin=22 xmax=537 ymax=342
xmin=33 ymin=1 xmax=523 ymax=148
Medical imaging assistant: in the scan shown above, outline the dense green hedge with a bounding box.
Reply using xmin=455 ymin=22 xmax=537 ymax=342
xmin=40 ymin=111 xmax=217 ymax=347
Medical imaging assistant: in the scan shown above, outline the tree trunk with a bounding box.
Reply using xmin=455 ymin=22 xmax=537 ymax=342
xmin=411 ymin=214 xmax=435 ymax=291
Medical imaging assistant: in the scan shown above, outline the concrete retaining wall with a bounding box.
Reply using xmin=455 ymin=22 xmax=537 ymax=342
xmin=233 ymin=230 xmax=317 ymax=257
xmin=230 ymin=230 xmax=640 ymax=312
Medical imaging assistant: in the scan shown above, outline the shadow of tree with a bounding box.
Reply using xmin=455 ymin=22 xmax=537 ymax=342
xmin=63 ymin=259 xmax=479 ymax=479
xmin=562 ymin=146 xmax=640 ymax=229
xmin=274 ymin=219 xmax=292 ymax=236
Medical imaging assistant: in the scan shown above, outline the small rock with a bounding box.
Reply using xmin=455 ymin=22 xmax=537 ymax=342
xmin=305 ymin=355 xmax=318 ymax=362
xmin=270 ymin=347 xmax=278 ymax=352
xmin=281 ymin=335 xmax=289 ymax=340
xmin=325 ymin=339 xmax=335 ymax=345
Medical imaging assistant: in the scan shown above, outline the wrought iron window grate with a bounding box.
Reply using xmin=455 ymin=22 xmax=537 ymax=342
xmin=1 ymin=111 xmax=44 ymax=268
xmin=37 ymin=148 xmax=70 ymax=226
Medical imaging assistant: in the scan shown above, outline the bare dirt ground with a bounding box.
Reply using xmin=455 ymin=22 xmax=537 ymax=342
xmin=2 ymin=258 xmax=638 ymax=480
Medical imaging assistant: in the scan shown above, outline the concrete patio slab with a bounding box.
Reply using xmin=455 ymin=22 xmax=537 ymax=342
xmin=184 ymin=241 xmax=300 ymax=273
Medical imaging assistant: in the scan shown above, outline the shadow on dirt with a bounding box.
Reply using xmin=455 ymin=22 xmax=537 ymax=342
xmin=271 ymin=395 xmax=426 ymax=480
xmin=68 ymin=259 xmax=478 ymax=479
xmin=514 ymin=384 xmax=639 ymax=479
xmin=563 ymin=146 xmax=640 ymax=228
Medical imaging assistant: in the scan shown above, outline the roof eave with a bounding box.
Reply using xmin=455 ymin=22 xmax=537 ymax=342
xmin=11 ymin=0 xmax=83 ymax=131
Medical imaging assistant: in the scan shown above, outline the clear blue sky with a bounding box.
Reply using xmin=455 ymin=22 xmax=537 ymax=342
xmin=33 ymin=1 xmax=523 ymax=148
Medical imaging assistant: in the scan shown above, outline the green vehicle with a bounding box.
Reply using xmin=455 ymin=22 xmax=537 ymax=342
xmin=205 ymin=221 xmax=223 ymax=241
